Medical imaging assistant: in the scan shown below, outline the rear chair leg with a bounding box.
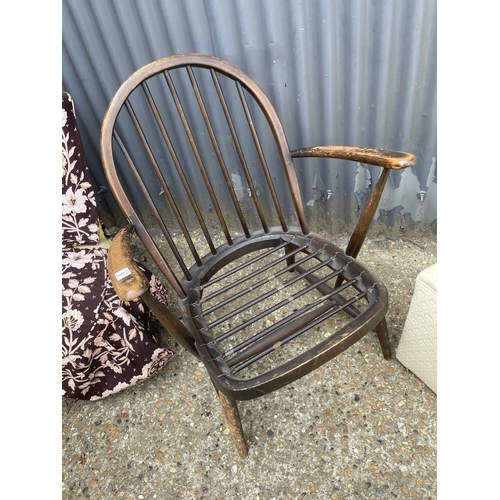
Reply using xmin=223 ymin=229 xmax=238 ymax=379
xmin=375 ymin=317 xmax=392 ymax=360
xmin=214 ymin=387 xmax=248 ymax=458
xmin=285 ymin=243 xmax=296 ymax=271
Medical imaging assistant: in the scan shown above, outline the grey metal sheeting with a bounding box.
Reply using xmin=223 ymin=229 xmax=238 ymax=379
xmin=62 ymin=0 xmax=436 ymax=232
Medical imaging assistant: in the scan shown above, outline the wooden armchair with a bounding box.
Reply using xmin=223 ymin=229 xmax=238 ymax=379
xmin=100 ymin=55 xmax=417 ymax=456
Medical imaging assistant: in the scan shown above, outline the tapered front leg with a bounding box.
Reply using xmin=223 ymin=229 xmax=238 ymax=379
xmin=214 ymin=387 xmax=248 ymax=458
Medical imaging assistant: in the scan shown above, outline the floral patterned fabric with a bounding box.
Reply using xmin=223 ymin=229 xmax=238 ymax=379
xmin=62 ymin=93 xmax=100 ymax=247
xmin=62 ymin=92 xmax=175 ymax=400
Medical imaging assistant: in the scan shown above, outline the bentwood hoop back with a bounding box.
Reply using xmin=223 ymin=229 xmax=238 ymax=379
xmin=101 ymin=54 xmax=417 ymax=458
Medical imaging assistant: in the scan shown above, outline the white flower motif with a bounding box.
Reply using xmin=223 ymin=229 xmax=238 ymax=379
xmin=62 ymin=108 xmax=68 ymax=128
xmin=62 ymin=187 xmax=88 ymax=215
xmin=114 ymin=307 xmax=135 ymax=326
xmin=62 ymin=309 xmax=84 ymax=331
xmin=62 ymin=250 xmax=94 ymax=269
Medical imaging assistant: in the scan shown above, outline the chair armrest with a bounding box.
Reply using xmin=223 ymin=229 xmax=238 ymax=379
xmin=291 ymin=145 xmax=417 ymax=259
xmin=107 ymin=225 xmax=199 ymax=356
xmin=291 ymin=146 xmax=417 ymax=170
xmin=107 ymin=225 xmax=150 ymax=301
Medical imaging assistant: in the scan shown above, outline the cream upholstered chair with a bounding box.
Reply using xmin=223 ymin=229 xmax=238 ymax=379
xmin=396 ymin=263 xmax=437 ymax=393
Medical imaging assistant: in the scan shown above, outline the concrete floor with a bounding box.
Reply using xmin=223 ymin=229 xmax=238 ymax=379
xmin=62 ymin=235 xmax=437 ymax=499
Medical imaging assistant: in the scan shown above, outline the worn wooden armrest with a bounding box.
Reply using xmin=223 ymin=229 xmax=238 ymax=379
xmin=291 ymin=146 xmax=417 ymax=170
xmin=291 ymin=145 xmax=417 ymax=260
xmin=107 ymin=225 xmax=150 ymax=302
xmin=108 ymin=225 xmax=199 ymax=356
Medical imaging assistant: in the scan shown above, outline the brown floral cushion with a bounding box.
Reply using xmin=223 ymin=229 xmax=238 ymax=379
xmin=62 ymin=92 xmax=176 ymax=400
xmin=62 ymin=246 xmax=175 ymax=400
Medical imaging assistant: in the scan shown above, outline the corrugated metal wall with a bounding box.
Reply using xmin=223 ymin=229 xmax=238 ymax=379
xmin=62 ymin=0 xmax=436 ymax=234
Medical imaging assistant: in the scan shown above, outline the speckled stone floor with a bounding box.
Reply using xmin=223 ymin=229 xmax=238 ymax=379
xmin=62 ymin=235 xmax=437 ymax=500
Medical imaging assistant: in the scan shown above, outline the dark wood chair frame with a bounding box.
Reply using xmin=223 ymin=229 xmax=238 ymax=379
xmin=101 ymin=54 xmax=417 ymax=458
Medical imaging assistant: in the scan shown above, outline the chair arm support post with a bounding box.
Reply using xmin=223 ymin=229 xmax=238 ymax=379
xmin=345 ymin=167 xmax=390 ymax=259
xmin=141 ymin=291 xmax=199 ymax=357
xmin=107 ymin=225 xmax=150 ymax=301
xmin=290 ymin=145 xmax=417 ymax=258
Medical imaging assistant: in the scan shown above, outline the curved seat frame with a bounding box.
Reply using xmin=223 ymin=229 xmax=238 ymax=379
xmin=101 ymin=54 xmax=417 ymax=458
xmin=181 ymin=228 xmax=388 ymax=400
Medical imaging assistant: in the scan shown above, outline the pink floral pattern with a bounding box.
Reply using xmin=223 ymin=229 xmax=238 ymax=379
xmin=62 ymin=93 xmax=175 ymax=400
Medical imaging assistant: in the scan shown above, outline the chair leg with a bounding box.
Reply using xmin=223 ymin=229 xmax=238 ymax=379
xmin=285 ymin=243 xmax=296 ymax=271
xmin=375 ymin=317 xmax=392 ymax=360
xmin=214 ymin=387 xmax=248 ymax=458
